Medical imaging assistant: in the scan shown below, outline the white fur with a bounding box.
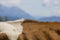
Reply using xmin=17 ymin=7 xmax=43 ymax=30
xmin=0 ymin=22 xmax=23 ymax=40
xmin=6 ymin=18 xmax=25 ymax=23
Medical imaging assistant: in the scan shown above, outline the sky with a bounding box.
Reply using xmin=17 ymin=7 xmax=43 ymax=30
xmin=0 ymin=0 xmax=60 ymax=18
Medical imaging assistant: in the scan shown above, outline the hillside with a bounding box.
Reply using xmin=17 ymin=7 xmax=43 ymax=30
xmin=0 ymin=19 xmax=60 ymax=40
xmin=0 ymin=5 xmax=35 ymax=20
xmin=18 ymin=20 xmax=60 ymax=40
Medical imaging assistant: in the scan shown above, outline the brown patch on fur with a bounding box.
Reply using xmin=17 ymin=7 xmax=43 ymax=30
xmin=0 ymin=33 xmax=9 ymax=40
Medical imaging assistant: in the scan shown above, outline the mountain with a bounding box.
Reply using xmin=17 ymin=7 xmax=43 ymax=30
xmin=0 ymin=5 xmax=35 ymax=20
xmin=38 ymin=16 xmax=60 ymax=22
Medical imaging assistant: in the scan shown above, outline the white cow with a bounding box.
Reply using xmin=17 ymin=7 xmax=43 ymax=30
xmin=0 ymin=18 xmax=25 ymax=40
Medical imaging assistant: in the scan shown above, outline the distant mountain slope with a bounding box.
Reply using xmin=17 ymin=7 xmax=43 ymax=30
xmin=0 ymin=5 xmax=35 ymax=20
xmin=38 ymin=16 xmax=60 ymax=22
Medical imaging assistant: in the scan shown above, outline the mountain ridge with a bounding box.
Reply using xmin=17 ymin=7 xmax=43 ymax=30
xmin=38 ymin=16 xmax=60 ymax=22
xmin=0 ymin=5 xmax=35 ymax=20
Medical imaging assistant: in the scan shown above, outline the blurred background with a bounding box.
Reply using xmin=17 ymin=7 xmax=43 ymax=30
xmin=0 ymin=0 xmax=60 ymax=40
xmin=0 ymin=0 xmax=60 ymax=22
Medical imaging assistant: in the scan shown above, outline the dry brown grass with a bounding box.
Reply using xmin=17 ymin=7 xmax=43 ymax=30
xmin=0 ymin=19 xmax=60 ymax=40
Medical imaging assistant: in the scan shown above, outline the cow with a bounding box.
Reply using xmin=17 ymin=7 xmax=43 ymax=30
xmin=0 ymin=18 xmax=24 ymax=40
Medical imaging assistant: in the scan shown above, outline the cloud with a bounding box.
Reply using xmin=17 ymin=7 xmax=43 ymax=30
xmin=43 ymin=0 xmax=50 ymax=6
xmin=0 ymin=0 xmax=60 ymax=17
xmin=54 ymin=0 xmax=59 ymax=4
xmin=43 ymin=0 xmax=60 ymax=7
xmin=43 ymin=0 xmax=49 ymax=4
xmin=52 ymin=9 xmax=60 ymax=16
xmin=0 ymin=0 xmax=21 ymax=7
